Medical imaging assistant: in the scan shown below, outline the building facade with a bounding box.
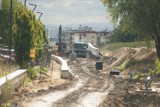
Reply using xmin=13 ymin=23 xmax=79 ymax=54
xmin=71 ymin=31 xmax=97 ymax=46
xmin=49 ymin=25 xmax=111 ymax=51
xmin=96 ymin=32 xmax=110 ymax=46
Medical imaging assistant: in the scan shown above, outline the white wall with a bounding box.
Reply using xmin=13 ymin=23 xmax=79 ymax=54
xmin=71 ymin=32 xmax=97 ymax=46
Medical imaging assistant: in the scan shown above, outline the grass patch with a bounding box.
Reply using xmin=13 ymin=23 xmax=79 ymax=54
xmin=125 ymin=59 xmax=137 ymax=69
xmin=23 ymin=76 xmax=31 ymax=86
xmin=133 ymin=73 xmax=139 ymax=79
xmin=1 ymin=102 xmax=11 ymax=107
xmin=0 ymin=81 xmax=12 ymax=104
xmin=117 ymin=66 xmax=125 ymax=72
xmin=115 ymin=59 xmax=137 ymax=72
xmin=0 ymin=61 xmax=19 ymax=78
xmin=152 ymin=60 xmax=160 ymax=76
xmin=117 ymin=59 xmax=130 ymax=72
xmin=99 ymin=41 xmax=155 ymax=51
xmin=27 ymin=66 xmax=48 ymax=80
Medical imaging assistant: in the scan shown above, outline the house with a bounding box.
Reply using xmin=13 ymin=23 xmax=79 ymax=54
xmin=96 ymin=31 xmax=110 ymax=46
xmin=59 ymin=25 xmax=111 ymax=51
xmin=71 ymin=31 xmax=97 ymax=46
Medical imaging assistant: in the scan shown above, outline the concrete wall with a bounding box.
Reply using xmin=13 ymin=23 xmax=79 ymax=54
xmin=0 ymin=69 xmax=26 ymax=95
xmin=86 ymin=33 xmax=97 ymax=46
xmin=71 ymin=32 xmax=97 ymax=46
xmin=52 ymin=55 xmax=71 ymax=79
xmin=0 ymin=55 xmax=71 ymax=96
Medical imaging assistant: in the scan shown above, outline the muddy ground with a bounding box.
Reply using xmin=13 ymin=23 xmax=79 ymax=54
xmin=100 ymin=47 xmax=160 ymax=107
xmin=4 ymin=47 xmax=160 ymax=107
xmin=15 ymin=58 xmax=115 ymax=107
xmin=100 ymin=78 xmax=160 ymax=107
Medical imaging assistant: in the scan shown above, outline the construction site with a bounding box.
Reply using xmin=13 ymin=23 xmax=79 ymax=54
xmin=1 ymin=0 xmax=160 ymax=107
xmin=1 ymin=46 xmax=158 ymax=107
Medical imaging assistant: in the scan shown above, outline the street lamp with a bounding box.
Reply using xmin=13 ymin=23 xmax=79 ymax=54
xmin=29 ymin=3 xmax=37 ymax=12
xmin=24 ymin=0 xmax=27 ymax=7
xmin=37 ymin=11 xmax=43 ymax=20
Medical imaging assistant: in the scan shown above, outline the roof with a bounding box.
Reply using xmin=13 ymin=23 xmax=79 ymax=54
xmin=71 ymin=30 xmax=110 ymax=34
xmin=71 ymin=30 xmax=96 ymax=34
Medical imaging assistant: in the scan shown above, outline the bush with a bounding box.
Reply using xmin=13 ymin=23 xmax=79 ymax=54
xmin=27 ymin=67 xmax=37 ymax=79
xmin=27 ymin=66 xmax=48 ymax=79
xmin=40 ymin=67 xmax=48 ymax=73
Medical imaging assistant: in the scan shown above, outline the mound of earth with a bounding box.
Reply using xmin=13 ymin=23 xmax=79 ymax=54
xmin=103 ymin=47 xmax=157 ymax=74
xmin=131 ymin=48 xmax=156 ymax=61
xmin=100 ymin=47 xmax=160 ymax=107
xmin=100 ymin=77 xmax=160 ymax=107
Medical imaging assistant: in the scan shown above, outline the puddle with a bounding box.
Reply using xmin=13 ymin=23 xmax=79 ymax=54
xmin=23 ymin=79 xmax=85 ymax=107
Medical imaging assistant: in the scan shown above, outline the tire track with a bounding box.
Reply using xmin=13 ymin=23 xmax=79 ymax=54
xmin=53 ymin=59 xmax=114 ymax=107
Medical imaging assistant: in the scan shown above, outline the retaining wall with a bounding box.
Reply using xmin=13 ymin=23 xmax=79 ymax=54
xmin=0 ymin=55 xmax=70 ymax=96
xmin=52 ymin=55 xmax=71 ymax=79
xmin=0 ymin=69 xmax=26 ymax=95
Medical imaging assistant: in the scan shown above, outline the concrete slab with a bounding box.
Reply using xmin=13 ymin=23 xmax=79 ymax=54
xmin=52 ymin=55 xmax=71 ymax=79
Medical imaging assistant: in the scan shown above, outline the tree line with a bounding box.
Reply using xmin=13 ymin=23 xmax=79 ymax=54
xmin=109 ymin=27 xmax=142 ymax=42
xmin=0 ymin=0 xmax=48 ymax=68
xmin=102 ymin=0 xmax=160 ymax=59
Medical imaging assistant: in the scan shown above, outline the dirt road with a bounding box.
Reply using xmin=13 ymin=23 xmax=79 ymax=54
xmin=20 ymin=58 xmax=114 ymax=107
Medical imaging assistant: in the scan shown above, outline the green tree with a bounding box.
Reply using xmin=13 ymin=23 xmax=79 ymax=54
xmin=0 ymin=0 xmax=10 ymax=45
xmin=109 ymin=27 xmax=140 ymax=42
xmin=0 ymin=0 xmax=48 ymax=68
xmin=102 ymin=0 xmax=160 ymax=59
xmin=13 ymin=5 xmax=33 ymax=67
xmin=13 ymin=2 xmax=48 ymax=68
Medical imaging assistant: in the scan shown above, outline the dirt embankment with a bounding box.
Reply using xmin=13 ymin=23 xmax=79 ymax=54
xmin=103 ymin=47 xmax=157 ymax=74
xmin=100 ymin=76 xmax=160 ymax=107
xmin=100 ymin=47 xmax=160 ymax=107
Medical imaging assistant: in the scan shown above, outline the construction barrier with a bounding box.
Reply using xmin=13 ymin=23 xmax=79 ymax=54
xmin=52 ymin=55 xmax=71 ymax=79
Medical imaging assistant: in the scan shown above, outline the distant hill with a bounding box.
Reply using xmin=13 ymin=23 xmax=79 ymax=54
xmin=45 ymin=23 xmax=113 ymax=32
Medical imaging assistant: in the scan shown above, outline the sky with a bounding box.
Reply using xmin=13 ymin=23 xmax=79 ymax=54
xmin=18 ymin=0 xmax=112 ymax=26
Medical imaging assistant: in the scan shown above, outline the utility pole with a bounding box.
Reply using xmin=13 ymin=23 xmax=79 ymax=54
xmin=9 ymin=0 xmax=13 ymax=64
xmin=58 ymin=25 xmax=62 ymax=51
xmin=24 ymin=0 xmax=27 ymax=7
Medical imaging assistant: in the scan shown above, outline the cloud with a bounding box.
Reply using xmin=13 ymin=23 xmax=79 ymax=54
xmin=18 ymin=0 xmax=112 ymax=25
xmin=62 ymin=0 xmax=73 ymax=8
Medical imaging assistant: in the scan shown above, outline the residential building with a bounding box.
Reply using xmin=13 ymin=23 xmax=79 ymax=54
xmin=78 ymin=25 xmax=93 ymax=31
xmin=60 ymin=25 xmax=111 ymax=51
xmin=71 ymin=31 xmax=97 ymax=46
xmin=97 ymin=32 xmax=110 ymax=46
